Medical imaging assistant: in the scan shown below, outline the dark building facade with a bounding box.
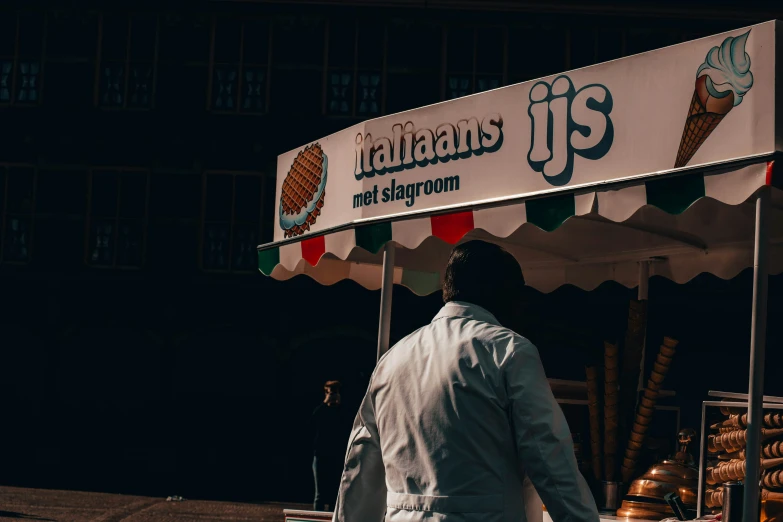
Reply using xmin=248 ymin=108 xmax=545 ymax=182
xmin=0 ymin=0 xmax=781 ymax=504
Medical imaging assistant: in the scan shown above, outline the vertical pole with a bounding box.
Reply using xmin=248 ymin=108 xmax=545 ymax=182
xmin=697 ymin=401 xmax=707 ymax=518
xmin=377 ymin=243 xmax=396 ymax=362
xmin=637 ymin=260 xmax=650 ymax=301
xmin=744 ymin=188 xmax=769 ymax=522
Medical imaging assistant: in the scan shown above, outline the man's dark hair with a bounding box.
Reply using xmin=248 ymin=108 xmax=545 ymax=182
xmin=443 ymin=240 xmax=525 ymax=313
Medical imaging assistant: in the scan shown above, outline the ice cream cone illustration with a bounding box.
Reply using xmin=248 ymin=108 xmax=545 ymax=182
xmin=279 ymin=143 xmax=328 ymax=238
xmin=674 ymin=30 xmax=753 ymax=168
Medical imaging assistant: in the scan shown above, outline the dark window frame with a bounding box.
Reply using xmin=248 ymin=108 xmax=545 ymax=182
xmin=151 ymin=13 xmax=211 ymax=117
xmin=383 ymin=19 xmax=444 ymax=114
xmin=506 ymin=25 xmax=568 ymax=86
xmin=85 ymin=167 xmax=150 ymax=270
xmin=207 ymin=15 xmax=272 ymax=115
xmin=444 ymin=24 xmax=507 ymax=100
xmin=323 ymin=18 xmax=386 ymax=118
xmin=94 ymin=13 xmax=160 ymax=110
xmin=0 ymin=163 xmax=37 ymax=264
xmin=200 ymin=170 xmax=265 ymax=274
xmin=0 ymin=12 xmax=46 ymax=107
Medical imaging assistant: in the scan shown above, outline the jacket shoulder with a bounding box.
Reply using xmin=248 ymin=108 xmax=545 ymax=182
xmin=470 ymin=320 xmax=531 ymax=346
xmin=469 ymin=321 xmax=539 ymax=367
xmin=380 ymin=324 xmax=429 ymax=358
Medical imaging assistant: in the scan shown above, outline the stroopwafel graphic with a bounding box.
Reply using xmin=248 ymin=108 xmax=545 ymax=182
xmin=279 ymin=143 xmax=328 ymax=238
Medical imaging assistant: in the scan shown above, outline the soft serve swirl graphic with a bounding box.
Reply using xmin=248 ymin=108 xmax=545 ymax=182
xmin=696 ymin=30 xmax=753 ymax=106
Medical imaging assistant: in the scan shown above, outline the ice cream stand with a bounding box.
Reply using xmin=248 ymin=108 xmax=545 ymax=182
xmin=258 ymin=21 xmax=783 ymax=522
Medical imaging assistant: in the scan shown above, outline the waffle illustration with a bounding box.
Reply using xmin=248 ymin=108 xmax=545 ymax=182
xmin=279 ymin=143 xmax=328 ymax=238
xmin=674 ymin=31 xmax=753 ymax=168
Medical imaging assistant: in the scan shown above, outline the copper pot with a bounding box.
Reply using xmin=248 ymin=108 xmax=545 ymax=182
xmin=642 ymin=460 xmax=698 ymax=486
xmin=627 ymin=478 xmax=697 ymax=506
xmin=616 ymin=499 xmax=672 ymax=520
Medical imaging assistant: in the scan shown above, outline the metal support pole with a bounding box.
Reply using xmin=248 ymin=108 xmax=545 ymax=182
xmin=376 ymin=243 xmax=396 ymax=362
xmin=697 ymin=400 xmax=708 ymax=518
xmin=744 ymin=188 xmax=769 ymax=522
xmin=637 ymin=260 xmax=650 ymax=301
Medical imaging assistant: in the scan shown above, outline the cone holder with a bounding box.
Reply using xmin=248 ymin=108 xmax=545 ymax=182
xmin=697 ymin=395 xmax=783 ymax=518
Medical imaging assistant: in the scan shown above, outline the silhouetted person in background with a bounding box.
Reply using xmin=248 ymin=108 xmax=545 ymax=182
xmin=312 ymin=380 xmax=350 ymax=511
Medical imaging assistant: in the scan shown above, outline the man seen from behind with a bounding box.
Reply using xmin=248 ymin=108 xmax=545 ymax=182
xmin=333 ymin=240 xmax=599 ymax=522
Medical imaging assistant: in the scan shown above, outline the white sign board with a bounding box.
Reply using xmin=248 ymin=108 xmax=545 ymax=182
xmin=273 ymin=22 xmax=779 ymax=242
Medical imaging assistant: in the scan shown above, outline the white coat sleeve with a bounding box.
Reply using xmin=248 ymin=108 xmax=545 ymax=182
xmin=505 ymin=336 xmax=599 ymax=522
xmin=332 ymin=387 xmax=386 ymax=522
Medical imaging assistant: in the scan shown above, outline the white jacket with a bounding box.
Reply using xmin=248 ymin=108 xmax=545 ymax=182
xmin=333 ymin=301 xmax=599 ymax=522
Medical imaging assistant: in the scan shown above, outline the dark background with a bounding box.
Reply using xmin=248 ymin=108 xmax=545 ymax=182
xmin=0 ymin=0 xmax=781 ymax=505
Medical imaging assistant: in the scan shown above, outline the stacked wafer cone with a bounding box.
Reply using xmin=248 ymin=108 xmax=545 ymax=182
xmin=707 ymin=457 xmax=783 ymax=485
xmin=585 ymin=331 xmax=680 ymax=491
xmin=708 ymin=428 xmax=783 ymax=454
xmin=765 ymin=470 xmax=783 ymax=490
xmin=586 ymin=365 xmax=603 ymax=482
xmin=712 ymin=413 xmax=783 ymax=430
xmin=720 ymin=441 xmax=783 ymax=461
xmin=604 ymin=342 xmax=620 ymax=481
xmin=705 ymin=404 xmax=783 ymax=515
xmin=621 ymin=337 xmax=678 ymax=483
xmin=619 ymin=301 xmax=648 ymax=455
xmin=705 ymin=488 xmax=783 ymax=509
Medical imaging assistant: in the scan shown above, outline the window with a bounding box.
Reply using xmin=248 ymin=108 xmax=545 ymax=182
xmin=0 ymin=13 xmax=45 ymax=106
xmin=385 ymin=20 xmax=442 ymax=114
xmin=209 ymin=17 xmax=270 ymax=114
xmin=34 ymin=168 xmax=88 ymax=269
xmin=43 ymin=11 xmax=98 ymax=111
xmin=508 ymin=26 xmax=567 ymax=85
xmin=0 ymin=166 xmax=36 ymax=263
xmin=86 ymin=169 xmax=149 ymax=268
xmin=325 ymin=18 xmax=385 ymax=117
xmin=97 ymin=14 xmax=159 ymax=109
xmin=518 ymin=25 xmax=622 ymax=78
xmin=157 ymin=14 xmax=210 ymax=113
xmin=201 ymin=172 xmax=263 ymax=272
xmin=445 ymin=25 xmax=505 ymax=100
xmin=271 ymin=16 xmax=325 ymax=117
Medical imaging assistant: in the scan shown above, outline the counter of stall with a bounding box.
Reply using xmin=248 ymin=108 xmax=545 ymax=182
xmin=283 ymin=390 xmax=782 ymax=521
xmin=282 ymin=507 xmax=664 ymax=522
xmin=283 ymin=510 xmax=662 ymax=522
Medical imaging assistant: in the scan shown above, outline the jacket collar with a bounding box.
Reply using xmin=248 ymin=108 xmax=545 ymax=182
xmin=433 ymin=301 xmax=501 ymax=326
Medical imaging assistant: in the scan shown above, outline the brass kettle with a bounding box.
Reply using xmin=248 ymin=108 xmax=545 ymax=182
xmin=617 ymin=429 xmax=699 ymax=520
